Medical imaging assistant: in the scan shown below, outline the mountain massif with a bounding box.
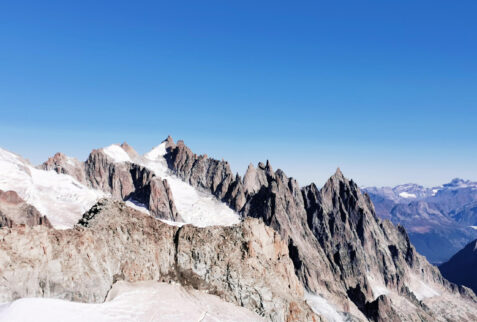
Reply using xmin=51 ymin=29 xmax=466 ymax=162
xmin=364 ymin=181 xmax=477 ymax=264
xmin=0 ymin=137 xmax=476 ymax=321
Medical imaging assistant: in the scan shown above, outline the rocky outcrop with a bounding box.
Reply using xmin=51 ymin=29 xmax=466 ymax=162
xmin=120 ymin=142 xmax=139 ymax=159
xmin=0 ymin=199 xmax=317 ymax=322
xmin=0 ymin=190 xmax=51 ymax=228
xmin=41 ymin=148 xmax=180 ymax=222
xmin=87 ymin=151 xmax=180 ymax=221
xmin=165 ymin=138 xmax=246 ymax=211
xmin=39 ymin=152 xmax=87 ymax=185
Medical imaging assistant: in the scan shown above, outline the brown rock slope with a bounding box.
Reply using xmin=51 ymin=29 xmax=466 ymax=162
xmin=0 ymin=199 xmax=318 ymax=322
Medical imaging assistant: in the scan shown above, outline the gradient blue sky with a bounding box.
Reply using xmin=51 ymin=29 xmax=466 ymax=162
xmin=1 ymin=1 xmax=476 ymax=187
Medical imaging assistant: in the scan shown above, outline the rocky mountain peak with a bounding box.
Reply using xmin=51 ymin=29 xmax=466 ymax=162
xmin=164 ymin=135 xmax=176 ymax=149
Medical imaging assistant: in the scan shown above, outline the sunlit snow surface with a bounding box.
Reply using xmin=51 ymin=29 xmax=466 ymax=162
xmin=125 ymin=199 xmax=185 ymax=227
xmin=0 ymin=281 xmax=264 ymax=322
xmin=398 ymin=192 xmax=417 ymax=199
xmin=366 ymin=275 xmax=390 ymax=299
xmin=406 ymin=275 xmax=440 ymax=301
xmin=305 ymin=293 xmax=344 ymax=322
xmin=102 ymin=144 xmax=132 ymax=163
xmin=140 ymin=143 xmax=240 ymax=227
xmin=0 ymin=148 xmax=104 ymax=229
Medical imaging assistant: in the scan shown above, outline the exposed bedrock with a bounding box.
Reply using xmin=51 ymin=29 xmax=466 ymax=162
xmin=0 ymin=189 xmax=51 ymax=228
xmin=0 ymin=199 xmax=317 ymax=322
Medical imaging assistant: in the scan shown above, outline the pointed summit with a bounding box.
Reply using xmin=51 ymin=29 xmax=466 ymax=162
xmin=163 ymin=135 xmax=175 ymax=149
xmin=333 ymin=167 xmax=344 ymax=179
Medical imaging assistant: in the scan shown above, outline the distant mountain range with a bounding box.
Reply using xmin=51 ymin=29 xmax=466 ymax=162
xmin=363 ymin=179 xmax=477 ymax=264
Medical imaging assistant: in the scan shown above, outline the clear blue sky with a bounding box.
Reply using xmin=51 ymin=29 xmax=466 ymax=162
xmin=1 ymin=1 xmax=476 ymax=187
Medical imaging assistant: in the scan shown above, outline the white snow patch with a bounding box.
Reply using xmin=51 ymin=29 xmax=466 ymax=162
xmin=125 ymin=199 xmax=150 ymax=215
xmin=102 ymin=144 xmax=131 ymax=163
xmin=159 ymin=218 xmax=186 ymax=227
xmin=141 ymin=143 xmax=240 ymax=227
xmin=367 ymin=275 xmax=390 ymax=299
xmin=471 ymin=226 xmax=477 ymax=230
xmin=0 ymin=148 xmax=104 ymax=229
xmin=144 ymin=143 xmax=167 ymax=159
xmin=407 ymin=276 xmax=440 ymax=301
xmin=305 ymin=293 xmax=344 ymax=322
xmin=431 ymin=188 xmax=440 ymax=196
xmin=125 ymin=199 xmax=184 ymax=226
xmin=65 ymin=156 xmax=77 ymax=167
xmin=399 ymin=192 xmax=417 ymax=199
xmin=0 ymin=281 xmax=264 ymax=322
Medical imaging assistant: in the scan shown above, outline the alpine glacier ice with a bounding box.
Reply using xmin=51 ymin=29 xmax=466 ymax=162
xmin=101 ymin=144 xmax=132 ymax=163
xmin=0 ymin=148 xmax=104 ymax=229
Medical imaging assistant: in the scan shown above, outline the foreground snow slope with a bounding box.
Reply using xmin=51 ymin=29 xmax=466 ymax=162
xmin=0 ymin=281 xmax=264 ymax=322
xmin=0 ymin=148 xmax=104 ymax=228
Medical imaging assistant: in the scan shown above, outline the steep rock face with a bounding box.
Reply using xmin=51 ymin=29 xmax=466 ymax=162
xmin=85 ymin=150 xmax=180 ymax=221
xmin=439 ymin=239 xmax=477 ymax=294
xmin=304 ymin=170 xmax=477 ymax=320
xmin=165 ymin=139 xmax=246 ymax=211
xmin=0 ymin=190 xmax=51 ymax=228
xmin=0 ymin=199 xmax=317 ymax=322
xmin=240 ymin=163 xmax=339 ymax=303
xmin=84 ymin=149 xmax=135 ymax=199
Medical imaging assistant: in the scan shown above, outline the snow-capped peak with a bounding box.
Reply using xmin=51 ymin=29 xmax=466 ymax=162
xmin=101 ymin=144 xmax=132 ymax=163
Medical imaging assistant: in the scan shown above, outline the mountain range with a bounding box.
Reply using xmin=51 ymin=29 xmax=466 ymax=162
xmin=0 ymin=137 xmax=476 ymax=321
xmin=363 ymin=180 xmax=477 ymax=264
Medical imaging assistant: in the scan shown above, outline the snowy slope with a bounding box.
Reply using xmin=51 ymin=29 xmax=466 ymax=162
xmin=141 ymin=143 xmax=240 ymax=227
xmin=137 ymin=143 xmax=240 ymax=227
xmin=101 ymin=144 xmax=132 ymax=163
xmin=305 ymin=293 xmax=344 ymax=322
xmin=0 ymin=281 xmax=264 ymax=322
xmin=0 ymin=148 xmax=104 ymax=229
